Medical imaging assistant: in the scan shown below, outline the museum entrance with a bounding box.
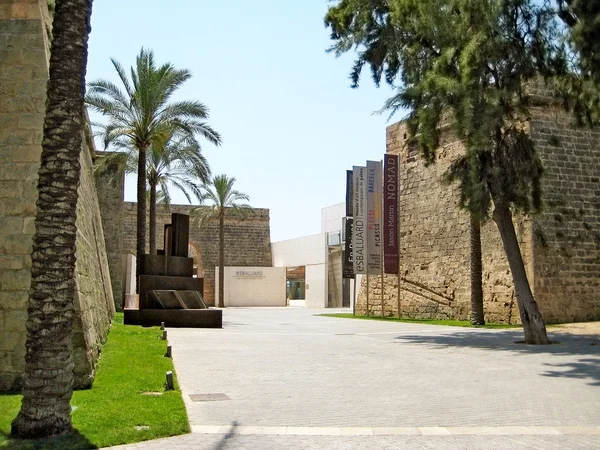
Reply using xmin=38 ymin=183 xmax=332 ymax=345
xmin=286 ymin=266 xmax=306 ymax=305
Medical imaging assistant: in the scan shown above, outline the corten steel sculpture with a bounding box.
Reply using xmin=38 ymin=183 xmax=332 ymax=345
xmin=124 ymin=213 xmax=222 ymax=327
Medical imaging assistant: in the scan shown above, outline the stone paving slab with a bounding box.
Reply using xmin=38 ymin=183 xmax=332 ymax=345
xmin=106 ymin=307 xmax=600 ymax=449
xmin=107 ymin=433 xmax=600 ymax=449
xmin=169 ymin=308 xmax=600 ymax=429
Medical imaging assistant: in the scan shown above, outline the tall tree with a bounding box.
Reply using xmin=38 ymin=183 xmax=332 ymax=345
xmin=554 ymin=1 xmax=600 ymax=126
xmin=192 ymin=175 xmax=251 ymax=308
xmin=86 ymin=49 xmax=221 ymax=279
xmin=95 ymin=131 xmax=211 ymax=254
xmin=11 ymin=0 xmax=93 ymax=438
xmin=326 ymin=0 xmax=569 ymax=343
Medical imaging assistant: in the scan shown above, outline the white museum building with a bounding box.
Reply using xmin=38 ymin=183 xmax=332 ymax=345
xmin=271 ymin=203 xmax=360 ymax=309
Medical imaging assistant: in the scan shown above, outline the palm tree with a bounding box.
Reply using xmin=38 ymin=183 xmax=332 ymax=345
xmin=95 ymin=131 xmax=211 ymax=254
xmin=12 ymin=0 xmax=93 ymax=438
xmin=193 ymin=175 xmax=251 ymax=307
xmin=86 ymin=48 xmax=221 ymax=280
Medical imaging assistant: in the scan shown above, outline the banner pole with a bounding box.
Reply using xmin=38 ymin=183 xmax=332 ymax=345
xmin=353 ymin=277 xmax=356 ymax=316
xmin=366 ymin=274 xmax=370 ymax=317
xmin=397 ymin=154 xmax=401 ymax=319
xmin=381 ymin=159 xmax=385 ymax=317
xmin=366 ymin=165 xmax=369 ymax=317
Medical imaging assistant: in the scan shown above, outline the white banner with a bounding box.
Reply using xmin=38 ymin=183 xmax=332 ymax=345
xmin=352 ymin=166 xmax=366 ymax=274
xmin=366 ymin=160 xmax=382 ymax=273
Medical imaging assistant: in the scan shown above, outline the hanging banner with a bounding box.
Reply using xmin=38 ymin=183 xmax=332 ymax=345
xmin=343 ymin=218 xmax=354 ymax=278
xmin=384 ymin=154 xmax=399 ymax=274
xmin=352 ymin=166 xmax=366 ymax=275
xmin=366 ymin=160 xmax=382 ymax=273
xmin=345 ymin=170 xmax=353 ymax=217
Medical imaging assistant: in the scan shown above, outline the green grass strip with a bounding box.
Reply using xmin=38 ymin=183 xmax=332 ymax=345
xmin=318 ymin=313 xmax=520 ymax=329
xmin=0 ymin=313 xmax=189 ymax=449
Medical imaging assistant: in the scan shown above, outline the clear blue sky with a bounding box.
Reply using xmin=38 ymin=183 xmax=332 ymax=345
xmin=87 ymin=0 xmax=399 ymax=242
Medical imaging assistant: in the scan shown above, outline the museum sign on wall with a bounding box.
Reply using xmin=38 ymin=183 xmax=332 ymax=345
xmin=215 ymin=266 xmax=286 ymax=307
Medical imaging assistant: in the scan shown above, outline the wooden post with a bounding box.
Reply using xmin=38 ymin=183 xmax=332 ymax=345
xmin=162 ymin=330 xmax=167 ymax=341
xmin=165 ymin=345 xmax=172 ymax=358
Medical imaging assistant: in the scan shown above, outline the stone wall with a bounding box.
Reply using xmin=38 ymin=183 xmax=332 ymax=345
xmin=530 ymin=104 xmax=600 ymax=323
xmin=355 ymin=122 xmax=531 ymax=323
xmin=357 ymin=106 xmax=600 ymax=324
xmin=72 ymin=131 xmax=116 ymax=388
xmin=95 ymin=154 xmax=125 ymax=310
xmin=122 ymin=203 xmax=273 ymax=305
xmin=0 ymin=0 xmax=114 ymax=391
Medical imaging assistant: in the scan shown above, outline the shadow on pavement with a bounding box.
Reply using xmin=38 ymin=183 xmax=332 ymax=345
xmin=211 ymin=421 xmax=238 ymax=450
xmin=393 ymin=329 xmax=600 ymax=384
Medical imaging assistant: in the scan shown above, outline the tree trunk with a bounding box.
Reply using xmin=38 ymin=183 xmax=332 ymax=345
xmin=492 ymin=202 xmax=549 ymax=344
xmin=218 ymin=212 xmax=225 ymax=308
xmin=11 ymin=0 xmax=93 ymax=439
xmin=149 ymin=182 xmax=157 ymax=255
xmin=136 ymin=145 xmax=147 ymax=288
xmin=470 ymin=212 xmax=485 ymax=325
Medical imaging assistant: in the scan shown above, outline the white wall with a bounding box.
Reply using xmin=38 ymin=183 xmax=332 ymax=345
xmin=305 ymin=263 xmax=326 ymax=308
xmin=216 ymin=267 xmax=286 ymax=307
xmin=271 ymin=233 xmax=325 ymax=267
xmin=321 ymin=203 xmax=346 ymax=234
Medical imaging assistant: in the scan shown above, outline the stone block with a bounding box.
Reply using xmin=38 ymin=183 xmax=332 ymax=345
xmin=4 ymin=309 xmax=26 ymax=332
xmin=3 ymin=198 xmax=36 ymax=216
xmin=0 ymin=329 xmax=24 ymax=351
xmin=22 ymin=217 xmax=35 ymax=234
xmin=5 ymin=235 xmax=32 ymax=255
xmin=1 ymin=269 xmax=30 ymax=291
xmin=12 ymin=145 xmax=41 ymax=163
xmin=0 ymin=217 xmax=23 ymax=233
xmin=0 ymin=256 xmax=24 ymax=270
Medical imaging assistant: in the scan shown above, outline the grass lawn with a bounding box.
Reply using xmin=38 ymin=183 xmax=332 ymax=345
xmin=0 ymin=313 xmax=189 ymax=449
xmin=318 ymin=313 xmax=520 ymax=329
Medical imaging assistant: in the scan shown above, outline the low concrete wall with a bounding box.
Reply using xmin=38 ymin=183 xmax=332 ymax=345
xmin=216 ymin=267 xmax=286 ymax=307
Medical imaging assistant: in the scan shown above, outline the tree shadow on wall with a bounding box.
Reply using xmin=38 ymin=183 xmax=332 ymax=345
xmin=393 ymin=329 xmax=600 ymax=385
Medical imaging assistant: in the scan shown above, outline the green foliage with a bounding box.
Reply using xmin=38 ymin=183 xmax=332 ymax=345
xmin=0 ymin=314 xmax=189 ymax=449
xmin=47 ymin=0 xmax=55 ymax=16
xmin=325 ymin=0 xmax=567 ymax=218
xmin=95 ymin=130 xmax=211 ymax=205
xmin=554 ymin=1 xmax=600 ymax=126
xmin=192 ymin=174 xmax=252 ymax=224
xmin=86 ymin=47 xmax=221 ymax=160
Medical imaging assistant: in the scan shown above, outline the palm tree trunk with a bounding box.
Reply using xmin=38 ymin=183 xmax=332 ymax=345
xmin=149 ymin=182 xmax=157 ymax=255
xmin=11 ymin=0 xmax=93 ymax=438
xmin=136 ymin=146 xmax=148 ymax=287
xmin=219 ymin=212 xmax=225 ymax=308
xmin=470 ymin=212 xmax=485 ymax=325
xmin=492 ymin=202 xmax=549 ymax=344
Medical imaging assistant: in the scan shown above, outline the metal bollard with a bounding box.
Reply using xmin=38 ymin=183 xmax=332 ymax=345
xmin=165 ymin=371 xmax=174 ymax=390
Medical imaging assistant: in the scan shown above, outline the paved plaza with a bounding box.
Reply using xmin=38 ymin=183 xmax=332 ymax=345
xmin=109 ymin=307 xmax=600 ymax=449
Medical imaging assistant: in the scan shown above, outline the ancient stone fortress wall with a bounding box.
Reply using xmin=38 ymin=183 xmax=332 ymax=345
xmin=121 ymin=203 xmax=273 ymax=305
xmin=94 ymin=157 xmax=125 ymax=310
xmin=0 ymin=0 xmax=115 ymax=392
xmin=356 ymin=106 xmax=600 ymax=324
xmin=529 ymin=97 xmax=600 ymax=323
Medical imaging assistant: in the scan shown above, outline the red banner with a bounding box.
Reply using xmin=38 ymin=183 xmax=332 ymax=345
xmin=383 ymin=154 xmax=399 ymax=274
